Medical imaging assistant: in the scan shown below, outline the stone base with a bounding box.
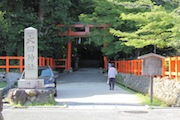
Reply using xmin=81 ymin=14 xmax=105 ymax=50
xmin=0 ymin=97 xmax=4 ymax=120
xmin=7 ymin=88 xmax=55 ymax=106
xmin=18 ymin=79 xmax=44 ymax=89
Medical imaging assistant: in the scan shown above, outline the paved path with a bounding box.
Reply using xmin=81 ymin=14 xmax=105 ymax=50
xmin=3 ymin=68 xmax=180 ymax=120
xmin=55 ymin=68 xmax=143 ymax=109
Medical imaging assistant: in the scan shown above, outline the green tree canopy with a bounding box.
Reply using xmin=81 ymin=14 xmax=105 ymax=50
xmin=79 ymin=0 xmax=180 ymax=57
xmin=110 ymin=0 xmax=180 ymax=54
xmin=79 ymin=0 xmax=136 ymax=59
xmin=0 ymin=0 xmax=71 ymax=57
xmin=1 ymin=0 xmax=180 ymax=58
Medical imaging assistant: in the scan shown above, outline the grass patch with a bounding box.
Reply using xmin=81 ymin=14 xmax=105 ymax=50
xmin=0 ymin=81 xmax=7 ymax=88
xmin=116 ymin=82 xmax=168 ymax=107
xmin=25 ymin=94 xmax=57 ymax=106
xmin=136 ymin=93 xmax=168 ymax=107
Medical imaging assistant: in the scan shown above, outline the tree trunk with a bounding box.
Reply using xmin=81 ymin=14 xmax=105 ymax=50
xmin=38 ymin=0 xmax=44 ymax=23
xmin=153 ymin=45 xmax=156 ymax=54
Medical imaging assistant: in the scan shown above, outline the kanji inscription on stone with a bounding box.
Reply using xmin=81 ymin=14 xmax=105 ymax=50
xmin=24 ymin=27 xmax=38 ymax=79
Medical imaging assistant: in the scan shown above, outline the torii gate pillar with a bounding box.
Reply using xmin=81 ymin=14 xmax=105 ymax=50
xmin=66 ymin=40 xmax=72 ymax=71
xmin=104 ymin=56 xmax=108 ymax=70
xmin=103 ymin=44 xmax=108 ymax=71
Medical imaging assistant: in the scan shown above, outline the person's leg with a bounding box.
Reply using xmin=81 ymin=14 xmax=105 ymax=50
xmin=111 ymin=78 xmax=115 ymax=90
xmin=109 ymin=78 xmax=113 ymax=90
xmin=109 ymin=78 xmax=111 ymax=90
xmin=109 ymin=79 xmax=111 ymax=90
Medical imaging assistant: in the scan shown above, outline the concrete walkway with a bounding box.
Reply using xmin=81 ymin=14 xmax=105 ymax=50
xmin=55 ymin=68 xmax=144 ymax=109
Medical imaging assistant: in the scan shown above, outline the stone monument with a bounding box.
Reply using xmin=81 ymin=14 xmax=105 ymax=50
xmin=7 ymin=27 xmax=55 ymax=106
xmin=18 ymin=27 xmax=44 ymax=89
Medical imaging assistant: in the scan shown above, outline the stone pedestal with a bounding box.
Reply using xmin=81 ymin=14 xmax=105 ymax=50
xmin=18 ymin=79 xmax=44 ymax=89
xmin=0 ymin=97 xmax=3 ymax=120
xmin=7 ymin=88 xmax=56 ymax=106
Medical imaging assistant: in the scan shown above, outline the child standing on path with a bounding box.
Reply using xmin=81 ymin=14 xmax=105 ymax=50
xmin=108 ymin=63 xmax=117 ymax=90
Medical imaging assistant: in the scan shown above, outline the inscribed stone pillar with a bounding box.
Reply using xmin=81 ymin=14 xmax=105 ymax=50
xmin=18 ymin=27 xmax=44 ymax=89
xmin=24 ymin=27 xmax=38 ymax=79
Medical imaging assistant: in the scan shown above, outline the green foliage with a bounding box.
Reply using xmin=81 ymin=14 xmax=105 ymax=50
xmin=79 ymin=0 xmax=136 ymax=59
xmin=1 ymin=0 xmax=180 ymax=58
xmin=0 ymin=0 xmax=71 ymax=57
xmin=110 ymin=0 xmax=180 ymax=54
xmin=79 ymin=0 xmax=180 ymax=57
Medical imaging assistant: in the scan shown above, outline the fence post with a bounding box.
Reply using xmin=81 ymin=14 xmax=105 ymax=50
xmin=46 ymin=58 xmax=49 ymax=65
xmin=49 ymin=58 xmax=53 ymax=68
xmin=169 ymin=57 xmax=172 ymax=79
xmin=127 ymin=61 xmax=129 ymax=73
xmin=134 ymin=60 xmax=137 ymax=75
xmin=42 ymin=57 xmax=45 ymax=66
xmin=125 ymin=61 xmax=127 ymax=73
xmin=19 ymin=56 xmax=23 ymax=72
xmin=175 ymin=57 xmax=178 ymax=80
xmin=137 ymin=60 xmax=140 ymax=75
xmin=118 ymin=61 xmax=121 ymax=72
xmin=6 ymin=57 xmax=9 ymax=72
xmin=39 ymin=57 xmax=41 ymax=66
xmin=178 ymin=57 xmax=180 ymax=80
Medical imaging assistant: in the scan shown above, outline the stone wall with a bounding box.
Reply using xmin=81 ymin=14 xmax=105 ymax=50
xmin=153 ymin=77 xmax=180 ymax=106
xmin=116 ymin=73 xmax=150 ymax=94
xmin=116 ymin=73 xmax=180 ymax=106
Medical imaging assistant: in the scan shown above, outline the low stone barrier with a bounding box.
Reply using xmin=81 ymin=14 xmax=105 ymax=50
xmin=116 ymin=73 xmax=150 ymax=94
xmin=7 ymin=88 xmax=56 ymax=106
xmin=153 ymin=77 xmax=180 ymax=106
xmin=116 ymin=73 xmax=180 ymax=106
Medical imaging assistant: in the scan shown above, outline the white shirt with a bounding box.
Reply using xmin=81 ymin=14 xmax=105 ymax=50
xmin=108 ymin=67 xmax=117 ymax=78
xmin=108 ymin=63 xmax=111 ymax=69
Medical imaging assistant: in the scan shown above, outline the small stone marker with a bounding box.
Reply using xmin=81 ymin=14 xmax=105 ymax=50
xmin=18 ymin=27 xmax=44 ymax=89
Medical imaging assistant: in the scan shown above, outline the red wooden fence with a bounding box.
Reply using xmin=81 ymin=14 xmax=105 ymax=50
xmin=162 ymin=57 xmax=180 ymax=80
xmin=114 ymin=59 xmax=142 ymax=76
xmin=0 ymin=56 xmax=67 ymax=72
xmin=114 ymin=57 xmax=180 ymax=80
xmin=1 ymin=56 xmax=180 ymax=80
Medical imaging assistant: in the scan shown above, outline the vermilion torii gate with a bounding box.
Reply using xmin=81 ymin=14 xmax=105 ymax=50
xmin=58 ymin=24 xmax=108 ymax=71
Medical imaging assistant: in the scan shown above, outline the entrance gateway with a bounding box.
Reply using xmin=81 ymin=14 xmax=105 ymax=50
xmin=59 ymin=24 xmax=109 ymax=71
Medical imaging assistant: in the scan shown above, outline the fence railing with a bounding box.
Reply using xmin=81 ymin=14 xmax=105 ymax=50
xmin=162 ymin=57 xmax=180 ymax=80
xmin=114 ymin=57 xmax=180 ymax=80
xmin=0 ymin=56 xmax=67 ymax=72
xmin=1 ymin=56 xmax=180 ymax=80
xmin=114 ymin=59 xmax=142 ymax=76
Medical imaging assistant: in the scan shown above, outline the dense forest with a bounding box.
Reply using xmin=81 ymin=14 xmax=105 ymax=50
xmin=0 ymin=0 xmax=180 ymax=60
